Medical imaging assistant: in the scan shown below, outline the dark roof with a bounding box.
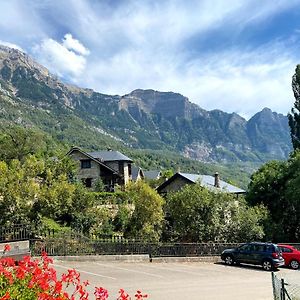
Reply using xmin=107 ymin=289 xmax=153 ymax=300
xmin=157 ymin=172 xmax=245 ymax=194
xmin=87 ymin=150 xmax=132 ymax=162
xmin=131 ymin=166 xmax=145 ymax=181
xmin=144 ymin=170 xmax=161 ymax=180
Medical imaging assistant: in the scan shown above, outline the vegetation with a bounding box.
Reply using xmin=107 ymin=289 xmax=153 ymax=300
xmin=1 ymin=62 xmax=300 ymax=244
xmin=0 ymin=125 xmax=265 ymax=242
xmin=165 ymin=184 xmax=267 ymax=242
xmin=289 ymin=65 xmax=300 ymax=150
xmin=125 ymin=181 xmax=164 ymax=241
xmin=246 ymin=151 xmax=300 ymax=242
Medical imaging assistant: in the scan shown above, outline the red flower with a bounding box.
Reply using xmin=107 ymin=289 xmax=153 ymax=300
xmin=0 ymin=292 xmax=10 ymax=300
xmin=3 ymin=244 xmax=11 ymax=252
xmin=94 ymin=287 xmax=109 ymax=300
xmin=135 ymin=290 xmax=148 ymax=299
xmin=117 ymin=289 xmax=130 ymax=300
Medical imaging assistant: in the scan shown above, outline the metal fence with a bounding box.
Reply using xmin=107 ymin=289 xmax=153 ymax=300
xmin=272 ymin=272 xmax=300 ymax=300
xmin=29 ymin=235 xmax=241 ymax=257
xmin=0 ymin=224 xmax=33 ymax=242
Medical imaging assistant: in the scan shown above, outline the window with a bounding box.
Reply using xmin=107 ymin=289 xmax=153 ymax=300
xmin=81 ymin=159 xmax=91 ymax=169
xmin=128 ymin=163 xmax=132 ymax=176
xmin=83 ymin=178 xmax=92 ymax=188
xmin=280 ymin=247 xmax=293 ymax=253
xmin=239 ymin=244 xmax=250 ymax=251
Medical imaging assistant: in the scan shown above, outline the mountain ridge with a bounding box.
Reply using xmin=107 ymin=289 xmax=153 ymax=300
xmin=0 ymin=45 xmax=292 ymax=164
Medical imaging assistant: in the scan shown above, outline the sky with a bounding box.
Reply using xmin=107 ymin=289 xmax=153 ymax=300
xmin=1 ymin=0 xmax=300 ymax=118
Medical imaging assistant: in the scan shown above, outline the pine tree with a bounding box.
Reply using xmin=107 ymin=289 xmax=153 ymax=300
xmin=289 ymin=65 xmax=300 ymax=150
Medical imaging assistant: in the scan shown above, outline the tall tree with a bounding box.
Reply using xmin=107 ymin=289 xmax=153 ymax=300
xmin=289 ymin=65 xmax=300 ymax=150
xmin=125 ymin=181 xmax=164 ymax=241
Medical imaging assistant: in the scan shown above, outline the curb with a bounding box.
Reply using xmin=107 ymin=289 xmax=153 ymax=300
xmin=50 ymin=254 xmax=221 ymax=263
xmin=150 ymin=256 xmax=221 ymax=263
xmin=51 ymin=254 xmax=150 ymax=262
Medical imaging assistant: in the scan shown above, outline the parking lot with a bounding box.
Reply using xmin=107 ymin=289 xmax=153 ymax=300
xmin=52 ymin=259 xmax=298 ymax=300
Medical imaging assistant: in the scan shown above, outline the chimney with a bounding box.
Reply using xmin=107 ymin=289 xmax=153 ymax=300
xmin=214 ymin=172 xmax=220 ymax=188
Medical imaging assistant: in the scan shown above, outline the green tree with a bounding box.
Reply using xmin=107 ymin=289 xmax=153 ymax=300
xmin=246 ymin=152 xmax=300 ymax=242
xmin=0 ymin=156 xmax=43 ymax=225
xmin=289 ymin=65 xmax=300 ymax=150
xmin=0 ymin=126 xmax=46 ymax=161
xmin=125 ymin=181 xmax=164 ymax=241
xmin=166 ymin=184 xmax=267 ymax=242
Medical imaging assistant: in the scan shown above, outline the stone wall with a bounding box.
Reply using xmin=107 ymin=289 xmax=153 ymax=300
xmin=159 ymin=177 xmax=189 ymax=193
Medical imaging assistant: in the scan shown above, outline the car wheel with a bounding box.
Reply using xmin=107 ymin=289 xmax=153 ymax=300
xmin=262 ymin=260 xmax=273 ymax=271
xmin=224 ymin=255 xmax=234 ymax=265
xmin=290 ymin=260 xmax=299 ymax=270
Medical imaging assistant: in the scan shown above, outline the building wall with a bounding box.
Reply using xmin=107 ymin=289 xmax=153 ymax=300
xmin=123 ymin=162 xmax=132 ymax=184
xmin=104 ymin=161 xmax=132 ymax=185
xmin=69 ymin=150 xmax=101 ymax=188
xmin=159 ymin=177 xmax=190 ymax=193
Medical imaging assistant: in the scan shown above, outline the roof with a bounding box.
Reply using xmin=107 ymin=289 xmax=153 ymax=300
xmin=144 ymin=170 xmax=161 ymax=180
xmin=87 ymin=150 xmax=133 ymax=162
xmin=157 ymin=172 xmax=246 ymax=194
xmin=131 ymin=166 xmax=145 ymax=181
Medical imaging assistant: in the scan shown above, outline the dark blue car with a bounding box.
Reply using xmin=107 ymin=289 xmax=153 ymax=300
xmin=221 ymin=242 xmax=285 ymax=271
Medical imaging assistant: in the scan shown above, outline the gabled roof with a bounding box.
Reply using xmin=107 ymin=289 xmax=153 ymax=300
xmin=87 ymin=150 xmax=133 ymax=162
xmin=157 ymin=172 xmax=245 ymax=194
xmin=144 ymin=170 xmax=161 ymax=180
xmin=131 ymin=166 xmax=145 ymax=181
xmin=67 ymin=147 xmax=120 ymax=175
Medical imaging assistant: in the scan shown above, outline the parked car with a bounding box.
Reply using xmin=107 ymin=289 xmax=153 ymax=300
xmin=278 ymin=244 xmax=300 ymax=269
xmin=221 ymin=242 xmax=285 ymax=271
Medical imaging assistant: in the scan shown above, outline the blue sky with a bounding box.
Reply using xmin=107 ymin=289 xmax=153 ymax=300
xmin=1 ymin=0 xmax=300 ymax=118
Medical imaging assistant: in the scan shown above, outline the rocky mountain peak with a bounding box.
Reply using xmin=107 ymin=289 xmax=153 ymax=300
xmin=0 ymin=45 xmax=293 ymax=163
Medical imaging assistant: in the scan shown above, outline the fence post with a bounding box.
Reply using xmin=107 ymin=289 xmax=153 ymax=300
xmin=281 ymin=278 xmax=286 ymax=300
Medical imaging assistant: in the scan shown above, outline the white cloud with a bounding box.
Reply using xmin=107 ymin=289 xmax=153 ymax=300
xmin=0 ymin=40 xmax=24 ymax=52
xmin=1 ymin=0 xmax=298 ymax=117
xmin=62 ymin=33 xmax=90 ymax=56
xmin=32 ymin=35 xmax=89 ymax=78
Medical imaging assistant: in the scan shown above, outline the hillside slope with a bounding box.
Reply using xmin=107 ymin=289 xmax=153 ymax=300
xmin=0 ymin=45 xmax=292 ymax=166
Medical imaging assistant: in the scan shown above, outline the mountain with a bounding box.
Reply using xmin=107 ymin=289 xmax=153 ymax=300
xmin=0 ymin=45 xmax=292 ymax=166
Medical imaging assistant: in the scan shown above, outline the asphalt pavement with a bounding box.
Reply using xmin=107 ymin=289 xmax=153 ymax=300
xmin=51 ymin=259 xmax=299 ymax=299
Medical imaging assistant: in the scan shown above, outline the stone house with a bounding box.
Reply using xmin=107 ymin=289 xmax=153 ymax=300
xmin=67 ymin=147 xmax=133 ymax=191
xmin=156 ymin=172 xmax=245 ymax=196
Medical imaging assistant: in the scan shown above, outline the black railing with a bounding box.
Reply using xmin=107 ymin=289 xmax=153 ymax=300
xmin=3 ymin=224 xmax=300 ymax=259
xmin=0 ymin=224 xmax=33 ymax=242
xmin=30 ymin=236 xmax=241 ymax=257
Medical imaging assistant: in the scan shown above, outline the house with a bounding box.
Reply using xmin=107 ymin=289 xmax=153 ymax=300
xmin=67 ymin=147 xmax=133 ymax=191
xmin=143 ymin=170 xmax=162 ymax=180
xmin=156 ymin=172 xmax=245 ymax=196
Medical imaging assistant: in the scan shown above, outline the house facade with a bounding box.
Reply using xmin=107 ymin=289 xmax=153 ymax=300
xmin=67 ymin=147 xmax=133 ymax=191
xmin=157 ymin=172 xmax=246 ymax=196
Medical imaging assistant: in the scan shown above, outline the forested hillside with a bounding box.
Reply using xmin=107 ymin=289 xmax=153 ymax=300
xmin=0 ymin=45 xmax=293 ymax=187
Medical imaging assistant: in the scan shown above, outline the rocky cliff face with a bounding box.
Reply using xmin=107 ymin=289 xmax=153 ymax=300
xmin=0 ymin=45 xmax=292 ymax=163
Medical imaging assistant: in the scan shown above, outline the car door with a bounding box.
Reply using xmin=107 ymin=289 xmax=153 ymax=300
xmin=236 ymin=244 xmax=253 ymax=264
xmin=252 ymin=244 xmax=265 ymax=265
xmin=279 ymin=246 xmax=294 ymax=265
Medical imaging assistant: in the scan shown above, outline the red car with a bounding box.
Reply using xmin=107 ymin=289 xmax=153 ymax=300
xmin=278 ymin=244 xmax=300 ymax=269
